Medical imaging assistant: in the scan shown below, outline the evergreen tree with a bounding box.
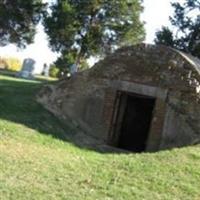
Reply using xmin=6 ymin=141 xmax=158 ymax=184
xmin=155 ymin=0 xmax=200 ymax=58
xmin=43 ymin=0 xmax=145 ymax=72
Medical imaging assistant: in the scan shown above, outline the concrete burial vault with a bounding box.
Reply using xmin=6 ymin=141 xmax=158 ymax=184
xmin=37 ymin=44 xmax=200 ymax=152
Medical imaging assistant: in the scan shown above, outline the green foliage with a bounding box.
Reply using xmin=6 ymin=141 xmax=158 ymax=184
xmin=54 ymin=50 xmax=77 ymax=75
xmin=54 ymin=50 xmax=90 ymax=76
xmin=155 ymin=0 xmax=200 ymax=58
xmin=43 ymin=0 xmax=145 ymax=72
xmin=79 ymin=58 xmax=89 ymax=71
xmin=0 ymin=75 xmax=200 ymax=199
xmin=0 ymin=57 xmax=22 ymax=71
xmin=49 ymin=64 xmax=60 ymax=78
xmin=154 ymin=27 xmax=175 ymax=47
xmin=5 ymin=57 xmax=22 ymax=71
xmin=0 ymin=0 xmax=45 ymax=48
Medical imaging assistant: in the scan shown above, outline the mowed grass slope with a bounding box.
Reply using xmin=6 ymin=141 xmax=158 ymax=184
xmin=0 ymin=75 xmax=200 ymax=200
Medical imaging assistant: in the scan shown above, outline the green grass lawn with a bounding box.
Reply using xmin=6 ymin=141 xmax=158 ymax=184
xmin=0 ymin=74 xmax=200 ymax=200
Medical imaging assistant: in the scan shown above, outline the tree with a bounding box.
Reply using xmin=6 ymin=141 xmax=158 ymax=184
xmin=43 ymin=0 xmax=145 ymax=73
xmin=0 ymin=56 xmax=22 ymax=71
xmin=155 ymin=0 xmax=200 ymax=58
xmin=4 ymin=57 xmax=22 ymax=71
xmin=49 ymin=64 xmax=60 ymax=78
xmin=0 ymin=0 xmax=45 ymax=48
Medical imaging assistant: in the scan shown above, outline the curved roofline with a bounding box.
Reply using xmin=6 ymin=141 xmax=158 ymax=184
xmin=175 ymin=50 xmax=200 ymax=75
xmin=141 ymin=43 xmax=200 ymax=75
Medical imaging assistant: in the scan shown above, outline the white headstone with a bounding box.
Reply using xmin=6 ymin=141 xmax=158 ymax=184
xmin=17 ymin=58 xmax=35 ymax=79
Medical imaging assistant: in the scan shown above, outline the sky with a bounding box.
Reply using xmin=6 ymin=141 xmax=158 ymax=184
xmin=0 ymin=0 xmax=184 ymax=73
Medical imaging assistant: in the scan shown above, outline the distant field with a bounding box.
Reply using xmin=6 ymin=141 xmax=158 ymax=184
xmin=0 ymin=74 xmax=200 ymax=200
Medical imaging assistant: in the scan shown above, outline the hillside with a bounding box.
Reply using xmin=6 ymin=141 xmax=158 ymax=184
xmin=0 ymin=75 xmax=200 ymax=200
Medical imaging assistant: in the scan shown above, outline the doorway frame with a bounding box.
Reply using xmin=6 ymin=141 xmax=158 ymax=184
xmin=107 ymin=87 xmax=167 ymax=152
xmin=107 ymin=91 xmax=156 ymax=150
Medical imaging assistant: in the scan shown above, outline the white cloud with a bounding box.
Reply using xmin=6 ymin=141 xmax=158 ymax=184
xmin=141 ymin=0 xmax=185 ymax=43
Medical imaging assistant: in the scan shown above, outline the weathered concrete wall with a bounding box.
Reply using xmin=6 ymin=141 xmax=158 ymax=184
xmin=37 ymin=44 xmax=200 ymax=151
xmin=161 ymin=105 xmax=198 ymax=149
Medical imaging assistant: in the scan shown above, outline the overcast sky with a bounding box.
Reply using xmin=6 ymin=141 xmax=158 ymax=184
xmin=0 ymin=0 xmax=184 ymax=72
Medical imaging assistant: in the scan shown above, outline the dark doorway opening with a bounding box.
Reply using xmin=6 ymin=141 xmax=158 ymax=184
xmin=111 ymin=92 xmax=156 ymax=152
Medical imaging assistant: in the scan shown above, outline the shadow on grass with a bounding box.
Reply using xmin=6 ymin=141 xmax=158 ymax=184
xmin=0 ymin=75 xmax=123 ymax=153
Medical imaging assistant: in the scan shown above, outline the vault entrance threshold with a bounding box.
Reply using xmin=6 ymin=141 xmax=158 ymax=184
xmin=108 ymin=91 xmax=156 ymax=152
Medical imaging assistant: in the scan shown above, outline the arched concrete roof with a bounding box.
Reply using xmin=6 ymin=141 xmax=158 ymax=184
xmin=85 ymin=44 xmax=200 ymax=100
xmin=37 ymin=44 xmax=200 ymax=151
xmin=91 ymin=43 xmax=200 ymax=76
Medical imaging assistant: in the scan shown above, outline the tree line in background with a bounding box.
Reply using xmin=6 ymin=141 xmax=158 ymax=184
xmin=0 ymin=0 xmax=199 ymax=78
